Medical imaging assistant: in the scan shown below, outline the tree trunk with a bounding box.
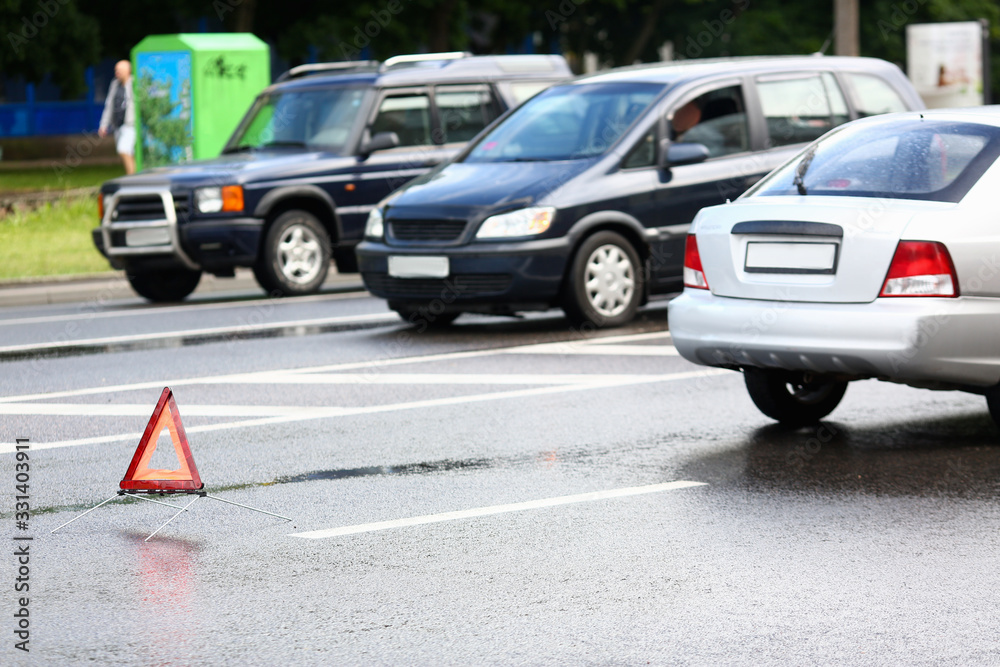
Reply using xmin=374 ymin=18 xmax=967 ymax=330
xmin=427 ymin=0 xmax=459 ymax=52
xmin=235 ymin=0 xmax=257 ymax=33
xmin=622 ymin=0 xmax=668 ymax=65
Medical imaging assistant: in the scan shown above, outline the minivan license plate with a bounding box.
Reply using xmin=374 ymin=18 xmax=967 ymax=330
xmin=388 ymin=255 xmax=449 ymax=279
xmin=744 ymin=242 xmax=838 ymax=274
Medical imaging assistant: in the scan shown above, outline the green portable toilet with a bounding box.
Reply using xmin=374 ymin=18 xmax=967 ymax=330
xmin=131 ymin=33 xmax=270 ymax=171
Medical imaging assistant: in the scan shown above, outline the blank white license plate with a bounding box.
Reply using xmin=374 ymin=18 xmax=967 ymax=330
xmin=388 ymin=255 xmax=449 ymax=279
xmin=745 ymin=242 xmax=838 ymax=274
xmin=125 ymin=228 xmax=171 ymax=247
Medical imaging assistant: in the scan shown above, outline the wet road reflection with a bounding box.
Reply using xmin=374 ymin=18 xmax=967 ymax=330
xmin=681 ymin=412 xmax=1000 ymax=498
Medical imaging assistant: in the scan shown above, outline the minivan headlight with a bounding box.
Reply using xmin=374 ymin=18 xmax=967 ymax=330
xmin=365 ymin=207 xmax=384 ymax=239
xmin=476 ymin=207 xmax=555 ymax=239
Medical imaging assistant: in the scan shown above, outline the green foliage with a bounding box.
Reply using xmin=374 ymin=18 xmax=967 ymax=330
xmin=1 ymin=0 xmax=99 ymax=97
xmin=0 ymin=196 xmax=110 ymax=279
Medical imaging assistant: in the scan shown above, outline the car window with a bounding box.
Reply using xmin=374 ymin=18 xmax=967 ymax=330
xmin=752 ymin=119 xmax=1000 ymax=203
xmin=464 ymin=82 xmax=663 ymax=163
xmin=670 ymin=85 xmax=748 ymax=158
xmin=757 ymin=73 xmax=849 ymax=148
xmin=435 ymin=85 xmax=500 ymax=144
xmin=622 ymin=129 xmax=656 ymax=169
xmin=226 ymin=87 xmax=366 ymax=153
xmin=844 ymin=73 xmax=908 ymax=117
xmin=371 ymin=93 xmax=432 ymax=147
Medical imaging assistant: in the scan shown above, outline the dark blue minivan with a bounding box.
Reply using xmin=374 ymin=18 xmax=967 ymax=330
xmin=356 ymin=56 xmax=924 ymax=327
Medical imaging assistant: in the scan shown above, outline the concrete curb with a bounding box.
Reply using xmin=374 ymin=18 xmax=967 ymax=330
xmin=0 ymin=269 xmax=366 ymax=308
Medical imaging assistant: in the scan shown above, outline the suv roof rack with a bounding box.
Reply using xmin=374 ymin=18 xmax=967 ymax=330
xmin=276 ymin=61 xmax=380 ymax=82
xmin=379 ymin=51 xmax=470 ymax=73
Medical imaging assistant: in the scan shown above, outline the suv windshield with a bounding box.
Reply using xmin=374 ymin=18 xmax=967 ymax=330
xmin=225 ymin=87 xmax=366 ymax=154
xmin=464 ymin=82 xmax=664 ymax=163
xmin=752 ymin=119 xmax=1000 ymax=203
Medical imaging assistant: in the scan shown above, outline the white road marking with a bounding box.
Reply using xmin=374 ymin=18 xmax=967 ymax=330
xmin=0 ymin=290 xmax=369 ymax=328
xmin=506 ymin=343 xmax=678 ymax=356
xmin=0 ymin=334 xmax=677 ymax=405
xmin=0 ymin=312 xmax=397 ymax=354
xmin=0 ymin=369 xmax=729 ymax=453
xmin=289 ymin=480 xmax=707 ymax=539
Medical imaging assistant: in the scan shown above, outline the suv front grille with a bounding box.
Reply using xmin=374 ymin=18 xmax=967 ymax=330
xmin=389 ymin=219 xmax=467 ymax=242
xmin=363 ymin=273 xmax=511 ymax=298
xmin=112 ymin=192 xmax=190 ymax=222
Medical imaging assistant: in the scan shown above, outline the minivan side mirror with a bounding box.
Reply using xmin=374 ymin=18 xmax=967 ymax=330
xmin=359 ymin=131 xmax=400 ymax=159
xmin=658 ymin=140 xmax=710 ymax=169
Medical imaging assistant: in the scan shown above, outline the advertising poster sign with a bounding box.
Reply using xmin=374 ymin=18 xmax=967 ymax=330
xmin=135 ymin=51 xmax=194 ymax=167
xmin=907 ymin=21 xmax=985 ymax=108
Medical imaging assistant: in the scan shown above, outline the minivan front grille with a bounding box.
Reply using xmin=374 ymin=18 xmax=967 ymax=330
xmin=389 ymin=219 xmax=467 ymax=242
xmin=363 ymin=273 xmax=512 ymax=298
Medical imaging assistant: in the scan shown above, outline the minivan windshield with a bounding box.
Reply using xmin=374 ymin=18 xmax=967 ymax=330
xmin=224 ymin=87 xmax=366 ymax=154
xmin=751 ymin=119 xmax=1000 ymax=203
xmin=464 ymin=82 xmax=664 ymax=163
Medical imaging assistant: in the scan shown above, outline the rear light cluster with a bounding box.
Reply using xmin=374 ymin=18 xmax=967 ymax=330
xmin=683 ymin=235 xmax=709 ymax=290
xmin=879 ymin=241 xmax=958 ymax=298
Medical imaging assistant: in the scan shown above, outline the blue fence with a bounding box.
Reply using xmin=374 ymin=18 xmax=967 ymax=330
xmin=0 ymin=66 xmax=105 ymax=138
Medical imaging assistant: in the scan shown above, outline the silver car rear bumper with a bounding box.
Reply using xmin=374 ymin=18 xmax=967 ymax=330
xmin=668 ymin=290 xmax=1000 ymax=389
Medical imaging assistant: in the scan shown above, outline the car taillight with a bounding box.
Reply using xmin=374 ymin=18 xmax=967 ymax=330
xmin=683 ymin=234 xmax=709 ymax=290
xmin=98 ymin=193 xmax=104 ymax=220
xmin=879 ymin=241 xmax=958 ymax=297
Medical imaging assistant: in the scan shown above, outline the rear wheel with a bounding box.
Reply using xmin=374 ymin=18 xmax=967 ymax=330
xmin=126 ymin=268 xmax=202 ymax=302
xmin=744 ymin=368 xmax=847 ymax=426
xmin=254 ymin=210 xmax=331 ymax=296
xmin=562 ymin=231 xmax=643 ymax=328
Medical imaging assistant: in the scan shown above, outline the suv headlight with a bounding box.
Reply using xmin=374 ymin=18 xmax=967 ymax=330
xmin=195 ymin=185 xmax=243 ymax=213
xmin=476 ymin=207 xmax=555 ymax=239
xmin=364 ymin=207 xmax=384 ymax=239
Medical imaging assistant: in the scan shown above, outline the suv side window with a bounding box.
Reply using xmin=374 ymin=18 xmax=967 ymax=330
xmin=670 ymin=85 xmax=749 ymax=158
xmin=435 ymin=85 xmax=500 ymax=144
xmin=757 ymin=72 xmax=849 ymax=148
xmin=844 ymin=72 xmax=908 ymax=117
xmin=371 ymin=92 xmax=432 ymax=147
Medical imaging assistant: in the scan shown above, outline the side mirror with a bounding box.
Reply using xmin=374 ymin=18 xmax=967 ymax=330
xmin=658 ymin=140 xmax=710 ymax=169
xmin=359 ymin=131 xmax=400 ymax=159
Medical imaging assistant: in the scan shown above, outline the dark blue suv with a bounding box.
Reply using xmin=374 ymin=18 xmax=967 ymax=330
xmin=93 ymin=53 xmax=570 ymax=301
xmin=355 ymin=56 xmax=923 ymax=327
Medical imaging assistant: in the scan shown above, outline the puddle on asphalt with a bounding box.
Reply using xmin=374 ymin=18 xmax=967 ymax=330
xmin=678 ymin=411 xmax=1000 ymax=498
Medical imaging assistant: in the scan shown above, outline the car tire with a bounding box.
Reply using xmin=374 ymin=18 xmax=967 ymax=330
xmin=253 ymin=210 xmax=331 ymax=296
xmin=744 ymin=368 xmax=847 ymax=426
xmin=986 ymin=386 xmax=1000 ymax=428
xmin=126 ymin=268 xmax=202 ymax=302
xmin=393 ymin=306 xmax=461 ymax=328
xmin=562 ymin=231 xmax=643 ymax=329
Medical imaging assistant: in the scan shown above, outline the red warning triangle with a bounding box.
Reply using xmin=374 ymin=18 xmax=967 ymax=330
xmin=120 ymin=388 xmax=203 ymax=492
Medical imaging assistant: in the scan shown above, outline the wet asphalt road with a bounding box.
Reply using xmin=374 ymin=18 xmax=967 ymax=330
xmin=2 ymin=284 xmax=1000 ymax=665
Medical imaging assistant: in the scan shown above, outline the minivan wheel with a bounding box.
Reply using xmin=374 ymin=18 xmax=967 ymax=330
xmin=127 ymin=268 xmax=202 ymax=302
xmin=744 ymin=368 xmax=848 ymax=426
xmin=562 ymin=231 xmax=643 ymax=328
xmin=254 ymin=210 xmax=331 ymax=296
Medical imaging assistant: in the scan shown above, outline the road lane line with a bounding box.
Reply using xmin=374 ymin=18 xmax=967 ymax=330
xmin=0 ymin=332 xmax=681 ymax=404
xmin=0 ymin=370 xmax=729 ymax=453
xmin=0 ymin=312 xmax=397 ymax=355
xmin=0 ymin=289 xmax=369 ymax=327
xmin=289 ymin=480 xmax=708 ymax=539
xmin=506 ymin=343 xmax=679 ymax=356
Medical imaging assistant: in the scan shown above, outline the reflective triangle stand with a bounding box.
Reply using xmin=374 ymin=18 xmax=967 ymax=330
xmin=51 ymin=490 xmax=292 ymax=542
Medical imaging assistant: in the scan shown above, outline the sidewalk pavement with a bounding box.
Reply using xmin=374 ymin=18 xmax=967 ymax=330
xmin=0 ymin=269 xmax=366 ymax=309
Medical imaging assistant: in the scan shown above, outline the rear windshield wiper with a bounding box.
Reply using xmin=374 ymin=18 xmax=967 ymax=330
xmin=792 ymin=144 xmax=818 ymax=196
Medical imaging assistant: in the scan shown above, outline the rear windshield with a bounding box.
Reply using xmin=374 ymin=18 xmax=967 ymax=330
xmin=464 ymin=82 xmax=664 ymax=163
xmin=751 ymin=119 xmax=1000 ymax=203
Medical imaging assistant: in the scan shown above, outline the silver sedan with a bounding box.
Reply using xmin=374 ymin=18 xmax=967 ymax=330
xmin=668 ymin=108 xmax=1000 ymax=427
